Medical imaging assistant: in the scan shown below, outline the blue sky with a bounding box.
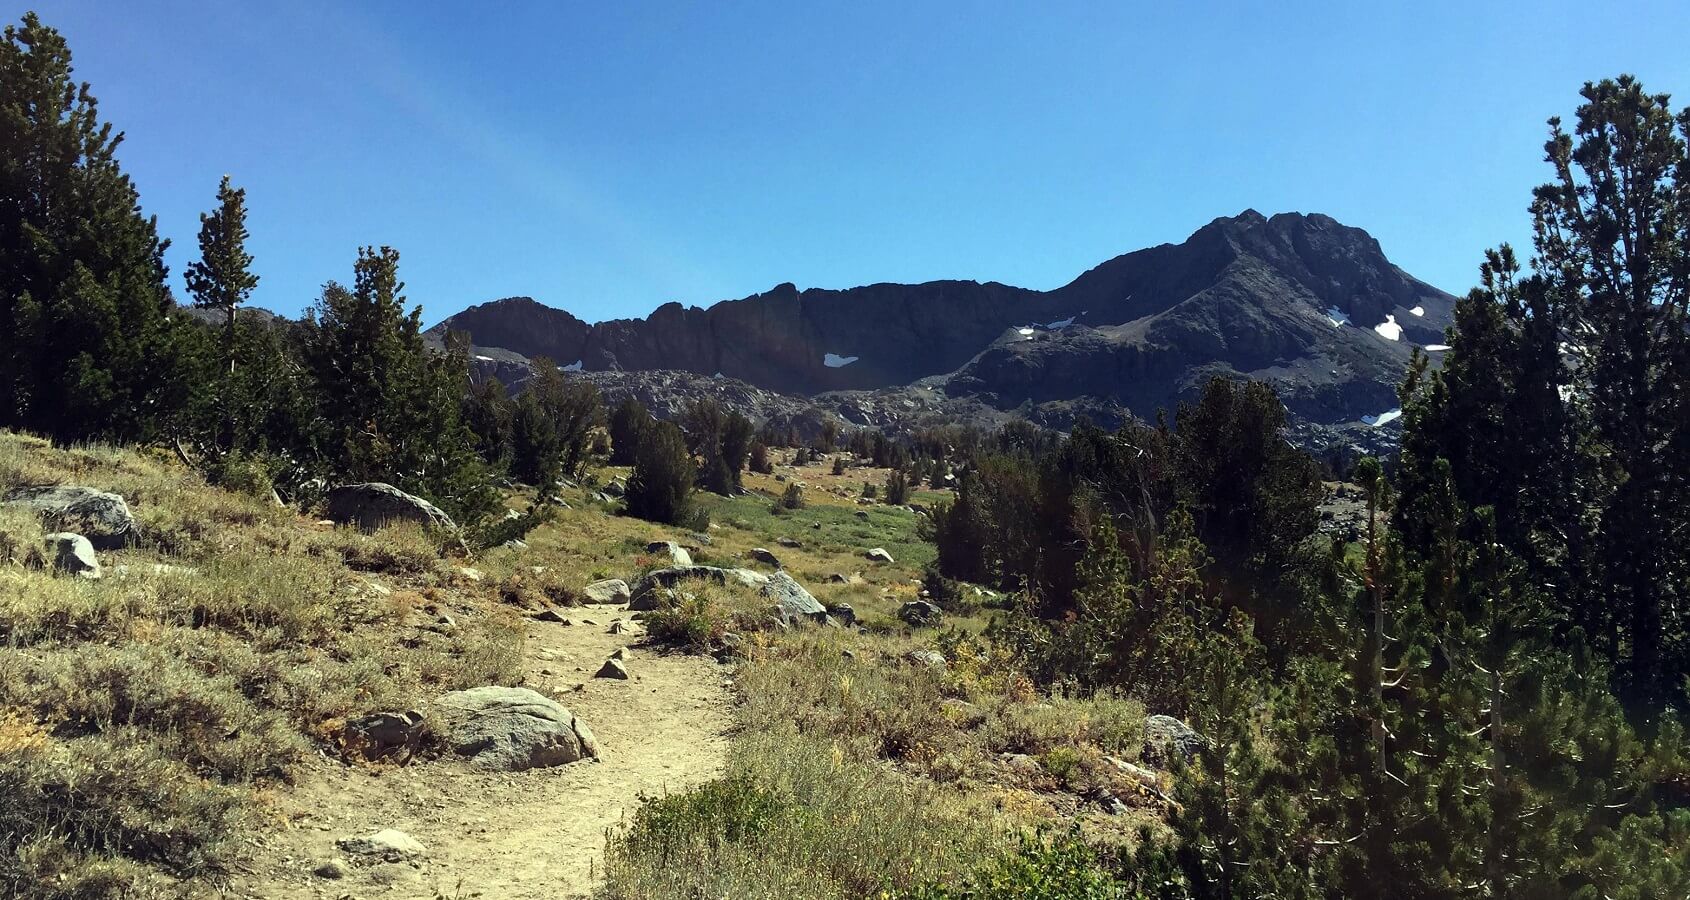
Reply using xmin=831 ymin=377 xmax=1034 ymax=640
xmin=28 ymin=0 xmax=1690 ymax=325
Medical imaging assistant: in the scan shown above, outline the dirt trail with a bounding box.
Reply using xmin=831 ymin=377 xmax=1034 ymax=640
xmin=229 ymin=604 xmax=733 ymax=899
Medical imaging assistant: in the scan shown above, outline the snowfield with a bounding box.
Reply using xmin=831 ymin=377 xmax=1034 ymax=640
xmin=1373 ymin=315 xmax=1402 ymax=341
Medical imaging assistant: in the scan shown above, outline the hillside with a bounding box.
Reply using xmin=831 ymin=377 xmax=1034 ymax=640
xmin=1 ymin=430 xmax=1178 ymax=898
xmin=430 ymin=211 xmax=1456 ymax=428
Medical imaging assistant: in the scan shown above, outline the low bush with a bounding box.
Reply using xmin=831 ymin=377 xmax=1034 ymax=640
xmin=601 ymin=727 xmax=1000 ymax=899
xmin=896 ymin=829 xmax=1164 ymax=900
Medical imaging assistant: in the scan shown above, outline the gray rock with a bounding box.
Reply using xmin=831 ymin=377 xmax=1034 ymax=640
xmin=898 ymin=599 xmax=942 ymax=626
xmin=760 ymin=571 xmax=828 ymax=626
xmin=531 ymin=609 xmax=574 ymax=624
xmin=628 ymin=565 xmax=769 ymax=610
xmin=336 ymin=829 xmax=426 ymax=861
xmin=905 ymin=649 xmax=948 ymax=670
xmin=5 ymin=485 xmax=135 ymax=549
xmin=865 ymin=547 xmax=895 ymax=564
xmin=312 ymin=858 xmax=349 ymax=879
xmin=342 ymin=710 xmax=425 ymax=761
xmin=324 ymin=482 xmax=457 ymax=532
xmin=827 ymin=602 xmax=857 ymax=627
xmin=43 ymin=533 xmax=99 ymax=578
xmin=1002 ymin=752 xmax=1042 ymax=778
xmin=583 ymin=578 xmax=631 ymax=604
xmin=775 ymin=537 xmax=801 ymax=548
xmin=603 ymin=480 xmax=626 ymax=498
xmin=1143 ymin=714 xmax=1205 ymax=764
xmin=645 ymin=541 xmax=693 ymax=566
xmin=596 ymin=658 xmax=630 ymax=679
xmin=607 ymin=619 xmax=635 ymax=634
xmin=502 ymin=539 xmax=529 ymax=550
xmin=748 ymin=547 xmax=783 ymax=568
xmin=433 ymin=686 xmax=598 ymax=770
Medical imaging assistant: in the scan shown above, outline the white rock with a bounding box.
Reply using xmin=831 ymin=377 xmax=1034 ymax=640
xmin=337 ymin=829 xmax=426 ymax=861
xmin=43 ymin=533 xmax=99 ymax=579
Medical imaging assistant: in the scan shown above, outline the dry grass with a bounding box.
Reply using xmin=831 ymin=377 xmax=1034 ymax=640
xmin=603 ymin=603 xmax=1162 ymax=897
xmin=0 ymin=431 xmax=522 ymax=897
xmin=0 ymin=432 xmax=1161 ymax=897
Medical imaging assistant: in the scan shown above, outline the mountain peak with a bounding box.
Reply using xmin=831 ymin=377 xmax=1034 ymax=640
xmin=433 ymin=211 xmax=1454 ymax=424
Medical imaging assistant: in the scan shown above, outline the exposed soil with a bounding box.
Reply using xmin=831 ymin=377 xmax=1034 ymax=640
xmin=227 ymin=603 xmax=733 ymax=899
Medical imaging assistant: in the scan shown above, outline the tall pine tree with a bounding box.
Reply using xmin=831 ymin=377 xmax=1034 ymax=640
xmin=184 ymin=175 xmax=258 ymax=374
xmin=302 ymin=247 xmax=495 ymax=522
xmin=0 ymin=13 xmax=191 ymax=441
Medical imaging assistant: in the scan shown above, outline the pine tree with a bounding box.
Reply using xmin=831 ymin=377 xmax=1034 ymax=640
xmin=462 ymin=377 xmax=515 ymax=472
xmin=511 ymin=386 xmax=563 ymax=487
xmin=302 ymin=247 xmax=495 ymax=522
xmin=184 ymin=175 xmax=258 ymax=374
xmin=1171 ymin=610 xmax=1320 ymax=900
xmin=609 ymin=397 xmax=650 ymax=466
xmin=0 ymin=13 xmax=191 ymax=441
xmin=625 ymin=420 xmax=699 ymax=527
xmin=1396 ymin=76 xmax=1690 ymax=708
xmin=514 ymin=358 xmax=601 ymax=480
xmin=885 ymin=470 xmax=910 ymax=506
xmin=720 ymin=411 xmax=755 ymax=491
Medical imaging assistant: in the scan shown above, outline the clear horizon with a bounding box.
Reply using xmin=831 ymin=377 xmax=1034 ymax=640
xmin=29 ymin=0 xmax=1690 ymax=326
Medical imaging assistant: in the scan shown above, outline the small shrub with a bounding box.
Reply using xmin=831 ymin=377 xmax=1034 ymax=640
xmin=896 ymin=829 xmax=1137 ymax=900
xmin=779 ymin=483 xmax=805 ymax=511
xmin=620 ymin=773 xmax=790 ymax=862
xmin=205 ymin=451 xmax=275 ymax=500
xmin=863 ymin=481 xmax=878 ymax=500
xmin=922 ymin=564 xmax=972 ymax=614
xmin=831 ymin=457 xmax=846 ymax=476
xmin=1039 ymin=745 xmax=1084 ymax=785
xmin=497 ymin=567 xmax=581 ymax=609
xmin=467 ymin=501 xmax=556 ymax=552
xmin=646 ymin=593 xmax=724 ymax=651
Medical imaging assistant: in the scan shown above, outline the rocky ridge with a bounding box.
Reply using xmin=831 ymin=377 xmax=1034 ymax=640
xmin=429 ymin=211 xmax=1456 ymax=445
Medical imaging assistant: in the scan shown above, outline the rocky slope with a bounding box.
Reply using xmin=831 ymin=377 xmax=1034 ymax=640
xmin=430 ymin=210 xmax=1457 ymax=430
